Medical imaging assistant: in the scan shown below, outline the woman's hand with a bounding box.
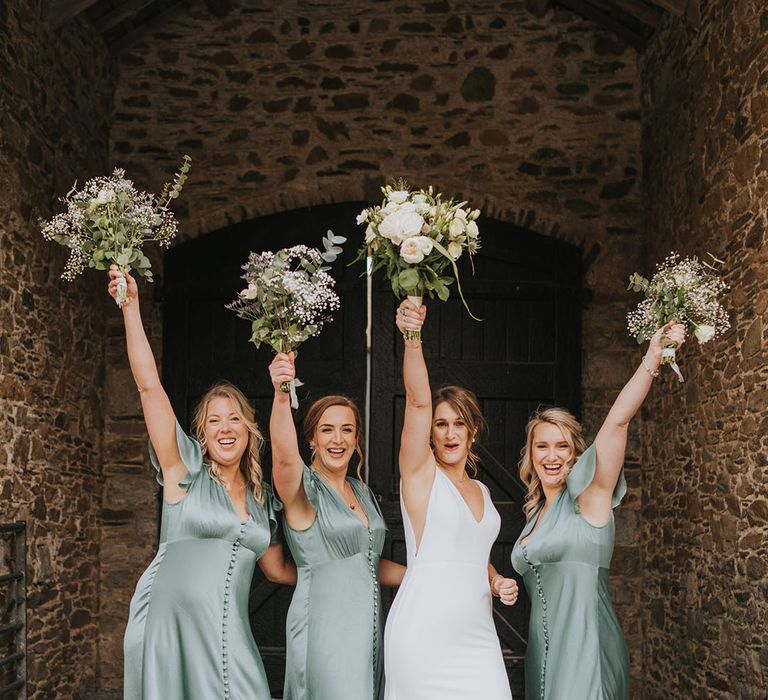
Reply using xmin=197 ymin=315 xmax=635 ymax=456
xmin=395 ymin=298 xmax=426 ymax=337
xmin=269 ymin=352 xmax=295 ymax=393
xmin=647 ymin=321 xmax=687 ymax=363
xmin=491 ymin=574 xmax=519 ymax=606
xmin=107 ymin=264 xmax=139 ymax=305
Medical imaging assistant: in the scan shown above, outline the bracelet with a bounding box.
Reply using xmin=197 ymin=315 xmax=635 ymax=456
xmin=641 ymin=355 xmax=659 ymax=377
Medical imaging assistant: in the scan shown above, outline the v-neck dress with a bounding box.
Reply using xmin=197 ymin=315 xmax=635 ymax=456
xmin=282 ymin=464 xmax=387 ymax=700
xmin=123 ymin=422 xmax=282 ymax=700
xmin=384 ymin=466 xmax=513 ymax=699
xmin=511 ymin=443 xmax=629 ymax=700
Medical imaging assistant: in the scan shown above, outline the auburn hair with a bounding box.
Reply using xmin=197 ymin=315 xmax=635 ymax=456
xmin=303 ymin=395 xmax=366 ymax=481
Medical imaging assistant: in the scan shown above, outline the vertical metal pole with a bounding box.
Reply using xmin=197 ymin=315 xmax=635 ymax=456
xmin=15 ymin=522 xmax=26 ymax=700
xmin=364 ymin=255 xmax=373 ymax=483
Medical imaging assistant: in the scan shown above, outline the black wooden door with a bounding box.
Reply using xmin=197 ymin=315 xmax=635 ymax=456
xmin=162 ymin=202 xmax=368 ymax=696
xmin=369 ymin=220 xmax=582 ymax=697
xmin=163 ymin=205 xmax=581 ymax=698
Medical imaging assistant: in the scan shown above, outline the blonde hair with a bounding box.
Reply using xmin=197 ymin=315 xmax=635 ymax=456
xmin=303 ymin=395 xmax=365 ymax=481
xmin=519 ymin=407 xmax=586 ymax=520
xmin=432 ymin=386 xmax=488 ymax=476
xmin=192 ymin=382 xmax=265 ymax=504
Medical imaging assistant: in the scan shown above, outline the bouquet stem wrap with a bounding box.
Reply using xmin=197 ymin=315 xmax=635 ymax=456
xmin=403 ymin=294 xmax=423 ymax=341
xmin=661 ymin=343 xmax=684 ymax=383
xmin=115 ymin=273 xmax=128 ymax=308
xmin=281 ymin=378 xmax=305 ymax=409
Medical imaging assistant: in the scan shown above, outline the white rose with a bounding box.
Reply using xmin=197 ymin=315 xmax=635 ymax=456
xmin=412 ymin=194 xmax=427 ymax=205
xmin=694 ymin=324 xmax=715 ymax=343
xmin=383 ymin=201 xmax=400 ymax=214
xmin=95 ymin=188 xmax=115 ymax=205
xmin=466 ymin=220 xmax=479 ymax=239
xmin=449 ymin=217 xmax=466 ymax=238
xmin=365 ymin=224 xmax=376 ymax=244
xmin=400 ymin=236 xmax=434 ymax=264
xmin=356 ymin=210 xmax=369 ymax=225
xmin=399 ymin=202 xmax=417 ymax=214
xmin=447 ymin=241 xmax=463 ymax=260
xmin=454 ymin=208 xmax=467 ymax=220
xmin=241 ymin=283 xmax=259 ymax=300
xmin=379 ymin=210 xmax=425 ymax=245
xmin=388 ymin=190 xmax=409 ymax=204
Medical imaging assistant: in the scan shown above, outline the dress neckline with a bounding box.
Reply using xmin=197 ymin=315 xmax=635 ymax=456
xmin=437 ymin=467 xmax=486 ymax=524
xmin=519 ymin=488 xmax=565 ymax=546
xmin=312 ymin=468 xmax=371 ymax=529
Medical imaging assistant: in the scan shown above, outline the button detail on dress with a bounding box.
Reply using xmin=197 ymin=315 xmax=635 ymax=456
xmin=222 ymin=521 xmax=247 ymax=698
xmin=522 ymin=544 xmax=549 ymax=700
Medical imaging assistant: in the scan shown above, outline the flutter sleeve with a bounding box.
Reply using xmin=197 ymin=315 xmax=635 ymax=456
xmin=262 ymin=482 xmax=284 ymax=545
xmin=565 ymin=442 xmax=627 ymax=511
xmin=148 ymin=420 xmax=204 ymax=489
xmin=301 ymin=463 xmax=321 ymax=510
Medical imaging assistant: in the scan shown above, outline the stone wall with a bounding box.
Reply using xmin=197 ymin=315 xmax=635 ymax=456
xmin=102 ymin=0 xmax=648 ymax=692
xmin=0 ymin=1 xmax=113 ymax=698
xmin=640 ymin=1 xmax=768 ymax=697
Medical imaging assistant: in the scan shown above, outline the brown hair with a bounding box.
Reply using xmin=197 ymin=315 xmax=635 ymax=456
xmin=192 ymin=382 xmax=265 ymax=504
xmin=518 ymin=407 xmax=586 ymax=520
xmin=302 ymin=395 xmax=365 ymax=481
xmin=431 ymin=385 xmax=488 ymax=476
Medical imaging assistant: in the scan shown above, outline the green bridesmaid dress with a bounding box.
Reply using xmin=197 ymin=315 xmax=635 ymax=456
xmin=511 ymin=443 xmax=630 ymax=700
xmin=123 ymin=422 xmax=281 ymax=700
xmin=282 ymin=465 xmax=387 ymax=700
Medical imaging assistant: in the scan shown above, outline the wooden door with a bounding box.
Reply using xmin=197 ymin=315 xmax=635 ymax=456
xmin=369 ymin=219 xmax=581 ymax=697
xmin=162 ymin=206 xmax=581 ymax=698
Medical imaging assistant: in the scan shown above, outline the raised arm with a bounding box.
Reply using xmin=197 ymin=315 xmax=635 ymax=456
xmin=395 ymin=300 xmax=434 ymax=480
xmin=268 ymin=353 xmax=314 ymax=526
xmin=583 ymin=322 xmax=686 ymax=517
xmin=107 ymin=266 xmax=186 ymax=500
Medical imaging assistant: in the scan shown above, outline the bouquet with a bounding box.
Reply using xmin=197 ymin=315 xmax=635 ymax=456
xmin=627 ymin=252 xmax=730 ymax=382
xmin=227 ymin=231 xmax=345 ymax=407
xmin=354 ymin=181 xmax=481 ymax=340
xmin=41 ymin=155 xmax=192 ymax=306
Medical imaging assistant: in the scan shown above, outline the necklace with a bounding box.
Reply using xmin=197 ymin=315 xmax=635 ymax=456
xmin=343 ymin=481 xmax=356 ymax=510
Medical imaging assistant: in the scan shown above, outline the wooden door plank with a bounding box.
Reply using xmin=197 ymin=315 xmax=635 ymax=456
xmin=46 ymin=0 xmax=100 ymax=28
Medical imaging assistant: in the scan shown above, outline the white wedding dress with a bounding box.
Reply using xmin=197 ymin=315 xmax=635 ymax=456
xmin=384 ymin=467 xmax=513 ymax=699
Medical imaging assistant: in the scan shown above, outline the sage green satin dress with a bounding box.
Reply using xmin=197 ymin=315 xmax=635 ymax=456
xmin=282 ymin=465 xmax=387 ymax=700
xmin=511 ymin=444 xmax=629 ymax=700
xmin=123 ymin=422 xmax=281 ymax=700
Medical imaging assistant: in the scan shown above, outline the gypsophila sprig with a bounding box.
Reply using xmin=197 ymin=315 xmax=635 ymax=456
xmin=227 ymin=230 xmax=345 ymax=356
xmin=354 ymin=181 xmax=481 ymax=338
xmin=40 ymin=155 xmax=192 ymax=301
xmin=627 ymin=251 xmax=730 ymax=382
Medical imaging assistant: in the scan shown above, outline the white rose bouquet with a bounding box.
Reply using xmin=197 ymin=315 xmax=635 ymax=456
xmin=627 ymin=251 xmax=730 ymax=382
xmin=227 ymin=231 xmax=345 ymax=407
xmin=355 ymin=181 xmax=481 ymax=340
xmin=41 ymin=155 xmax=192 ymax=307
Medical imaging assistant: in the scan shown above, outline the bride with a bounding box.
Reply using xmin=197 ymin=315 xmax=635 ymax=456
xmin=384 ymin=300 xmax=516 ymax=699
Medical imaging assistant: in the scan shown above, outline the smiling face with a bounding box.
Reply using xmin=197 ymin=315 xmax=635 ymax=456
xmin=202 ymin=396 xmax=249 ymax=469
xmin=431 ymin=401 xmax=473 ymax=468
xmin=310 ymin=405 xmax=358 ymax=475
xmin=530 ymin=422 xmax=574 ymax=490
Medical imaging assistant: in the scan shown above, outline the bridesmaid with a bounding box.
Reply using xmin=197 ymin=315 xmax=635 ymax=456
xmin=384 ymin=301 xmax=517 ymax=699
xmin=511 ymin=322 xmax=686 ymax=699
xmin=268 ymin=352 xmax=406 ymax=700
xmin=111 ymin=267 xmax=296 ymax=700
